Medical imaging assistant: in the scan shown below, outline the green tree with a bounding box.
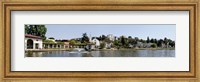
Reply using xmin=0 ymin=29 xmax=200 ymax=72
xmin=128 ymin=38 xmax=133 ymax=44
xmin=151 ymin=43 xmax=157 ymax=48
xmin=101 ymin=35 xmax=107 ymax=41
xmin=164 ymin=37 xmax=168 ymax=44
xmin=128 ymin=36 xmax=132 ymax=39
xmin=157 ymin=39 xmax=164 ymax=47
xmin=132 ymin=37 xmax=139 ymax=44
xmin=69 ymin=39 xmax=77 ymax=45
xmin=150 ymin=38 xmax=155 ymax=43
xmin=81 ymin=33 xmax=89 ymax=43
xmin=120 ymin=36 xmax=129 ymax=47
xmin=49 ymin=37 xmax=55 ymax=39
xmin=25 ymin=25 xmax=29 ymax=34
xmin=140 ymin=39 xmax=145 ymax=43
xmin=135 ymin=37 xmax=139 ymax=41
xmin=113 ymin=40 xmax=120 ymax=46
xmin=43 ymin=39 xmax=55 ymax=43
xmin=121 ymin=36 xmax=126 ymax=46
xmin=25 ymin=25 xmax=47 ymax=40
xmin=154 ymin=39 xmax=158 ymax=44
xmin=104 ymin=38 xmax=112 ymax=43
xmin=169 ymin=41 xmax=175 ymax=47
xmin=100 ymin=42 xmax=106 ymax=49
xmin=147 ymin=37 xmax=150 ymax=43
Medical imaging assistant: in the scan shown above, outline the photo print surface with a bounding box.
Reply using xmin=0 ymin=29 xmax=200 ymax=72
xmin=25 ymin=24 xmax=176 ymax=57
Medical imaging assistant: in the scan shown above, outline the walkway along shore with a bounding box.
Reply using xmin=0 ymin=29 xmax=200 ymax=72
xmin=25 ymin=49 xmax=72 ymax=52
xmin=25 ymin=48 xmax=175 ymax=52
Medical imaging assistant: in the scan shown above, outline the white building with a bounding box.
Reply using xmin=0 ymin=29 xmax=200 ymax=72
xmin=92 ymin=38 xmax=100 ymax=48
xmin=107 ymin=34 xmax=115 ymax=41
xmin=25 ymin=34 xmax=43 ymax=50
xmin=105 ymin=42 xmax=112 ymax=49
xmin=87 ymin=35 xmax=100 ymax=49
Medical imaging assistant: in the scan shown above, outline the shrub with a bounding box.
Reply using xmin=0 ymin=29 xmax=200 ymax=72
xmin=151 ymin=43 xmax=157 ymax=48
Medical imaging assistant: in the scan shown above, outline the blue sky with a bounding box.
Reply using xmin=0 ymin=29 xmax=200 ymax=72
xmin=45 ymin=24 xmax=176 ymax=41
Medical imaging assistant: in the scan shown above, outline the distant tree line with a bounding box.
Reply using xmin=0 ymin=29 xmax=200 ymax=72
xmin=71 ymin=33 xmax=175 ymax=49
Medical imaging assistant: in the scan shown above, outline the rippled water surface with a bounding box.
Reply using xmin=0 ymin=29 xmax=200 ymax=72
xmin=25 ymin=50 xmax=175 ymax=57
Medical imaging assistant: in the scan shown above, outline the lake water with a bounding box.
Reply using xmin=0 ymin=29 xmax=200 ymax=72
xmin=25 ymin=50 xmax=175 ymax=57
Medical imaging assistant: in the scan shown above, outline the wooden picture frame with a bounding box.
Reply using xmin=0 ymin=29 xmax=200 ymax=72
xmin=0 ymin=0 xmax=199 ymax=82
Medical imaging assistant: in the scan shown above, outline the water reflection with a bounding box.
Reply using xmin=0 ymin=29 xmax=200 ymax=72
xmin=25 ymin=50 xmax=175 ymax=57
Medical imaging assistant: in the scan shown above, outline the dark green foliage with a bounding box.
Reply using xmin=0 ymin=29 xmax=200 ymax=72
xmin=169 ymin=41 xmax=175 ymax=47
xmin=120 ymin=36 xmax=125 ymax=45
xmin=81 ymin=33 xmax=90 ymax=43
xmin=99 ymin=35 xmax=107 ymax=41
xmin=150 ymin=38 xmax=155 ymax=43
xmin=43 ymin=39 xmax=55 ymax=43
xmin=128 ymin=36 xmax=132 ymax=39
xmin=49 ymin=37 xmax=55 ymax=39
xmin=134 ymin=37 xmax=139 ymax=42
xmin=113 ymin=40 xmax=122 ymax=47
xmin=69 ymin=39 xmax=77 ymax=45
xmin=100 ymin=42 xmax=106 ymax=49
xmin=25 ymin=25 xmax=47 ymax=40
xmin=157 ymin=39 xmax=164 ymax=47
xmin=147 ymin=36 xmax=150 ymax=43
xmin=151 ymin=43 xmax=157 ymax=48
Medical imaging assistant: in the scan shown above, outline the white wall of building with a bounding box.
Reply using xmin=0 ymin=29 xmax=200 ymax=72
xmin=92 ymin=38 xmax=100 ymax=47
xmin=107 ymin=34 xmax=115 ymax=41
xmin=25 ymin=37 xmax=43 ymax=49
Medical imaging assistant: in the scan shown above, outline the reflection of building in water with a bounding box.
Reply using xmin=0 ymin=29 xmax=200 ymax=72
xmin=25 ymin=34 xmax=43 ymax=50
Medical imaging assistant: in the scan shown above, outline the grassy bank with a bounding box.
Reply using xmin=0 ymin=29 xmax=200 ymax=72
xmin=93 ymin=48 xmax=175 ymax=51
xmin=133 ymin=48 xmax=175 ymax=50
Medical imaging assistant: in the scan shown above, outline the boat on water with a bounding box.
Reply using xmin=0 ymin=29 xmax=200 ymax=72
xmin=69 ymin=48 xmax=89 ymax=54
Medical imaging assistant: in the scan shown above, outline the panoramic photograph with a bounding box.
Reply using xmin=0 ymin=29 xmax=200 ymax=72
xmin=25 ymin=24 xmax=175 ymax=57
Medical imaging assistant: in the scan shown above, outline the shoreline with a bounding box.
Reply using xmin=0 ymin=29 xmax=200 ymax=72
xmin=25 ymin=48 xmax=175 ymax=52
xmin=94 ymin=48 xmax=175 ymax=51
xmin=25 ymin=49 xmax=72 ymax=52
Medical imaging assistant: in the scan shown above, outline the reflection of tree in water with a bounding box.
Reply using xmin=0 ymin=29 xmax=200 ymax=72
xmin=82 ymin=53 xmax=93 ymax=57
xmin=26 ymin=51 xmax=46 ymax=57
xmin=26 ymin=51 xmax=33 ymax=57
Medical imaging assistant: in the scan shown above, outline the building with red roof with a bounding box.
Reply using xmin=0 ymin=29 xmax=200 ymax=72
xmin=25 ymin=34 xmax=43 ymax=49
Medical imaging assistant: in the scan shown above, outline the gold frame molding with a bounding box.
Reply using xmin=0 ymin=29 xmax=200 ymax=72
xmin=1 ymin=1 xmax=198 ymax=81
